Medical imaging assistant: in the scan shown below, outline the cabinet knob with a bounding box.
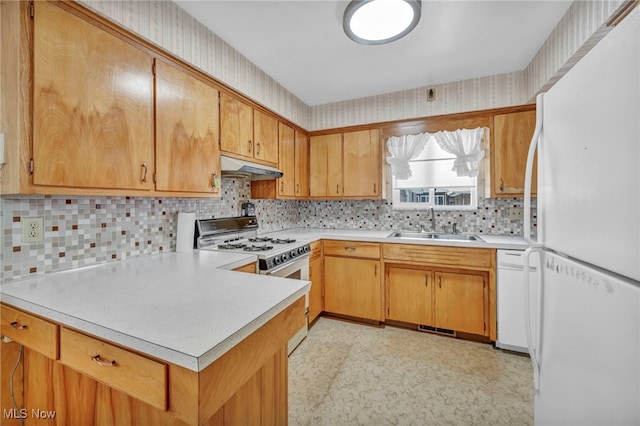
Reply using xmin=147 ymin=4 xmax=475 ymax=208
xmin=336 ymin=184 xmax=339 ymax=194
xmin=425 ymin=275 xmax=428 ymax=288
xmin=140 ymin=163 xmax=148 ymax=183
xmin=499 ymin=179 xmax=504 ymax=192
xmin=248 ymin=140 xmax=253 ymax=153
xmin=439 ymin=277 xmax=442 ymax=288
xmin=296 ymin=183 xmax=300 ymax=194
xmin=280 ymin=181 xmax=284 ymax=192
xmin=345 ymin=247 xmax=356 ymax=252
xmin=256 ymin=142 xmax=261 ymax=155
xmin=212 ymin=172 xmax=220 ymax=191
xmin=373 ymin=183 xmax=377 ymax=194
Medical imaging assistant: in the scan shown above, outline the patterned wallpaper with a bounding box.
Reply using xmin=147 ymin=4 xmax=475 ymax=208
xmin=0 ymin=1 xmax=621 ymax=283
xmin=80 ymin=0 xmax=312 ymax=129
xmin=79 ymin=0 xmax=624 ymax=131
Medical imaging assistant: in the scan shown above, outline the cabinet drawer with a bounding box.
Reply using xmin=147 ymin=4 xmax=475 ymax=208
xmin=383 ymin=244 xmax=493 ymax=268
xmin=310 ymin=240 xmax=322 ymax=258
xmin=1 ymin=304 xmax=59 ymax=359
xmin=323 ymin=240 xmax=380 ymax=259
xmin=60 ymin=327 xmax=167 ymax=410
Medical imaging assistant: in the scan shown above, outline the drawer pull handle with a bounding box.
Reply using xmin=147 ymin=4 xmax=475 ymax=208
xmin=92 ymin=354 xmax=116 ymax=367
xmin=345 ymin=247 xmax=356 ymax=252
xmin=10 ymin=321 xmax=27 ymax=330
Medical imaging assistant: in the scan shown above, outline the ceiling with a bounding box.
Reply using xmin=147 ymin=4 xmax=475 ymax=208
xmin=175 ymin=1 xmax=572 ymax=107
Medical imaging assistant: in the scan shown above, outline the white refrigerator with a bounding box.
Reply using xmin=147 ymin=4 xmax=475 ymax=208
xmin=523 ymin=5 xmax=640 ymax=426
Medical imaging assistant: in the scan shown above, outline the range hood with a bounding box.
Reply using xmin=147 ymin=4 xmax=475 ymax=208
xmin=220 ymin=155 xmax=283 ymax=180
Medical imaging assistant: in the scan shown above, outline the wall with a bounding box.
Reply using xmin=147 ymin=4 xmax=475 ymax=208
xmin=0 ymin=179 xmax=301 ymax=282
xmin=0 ymin=0 xmax=617 ymax=283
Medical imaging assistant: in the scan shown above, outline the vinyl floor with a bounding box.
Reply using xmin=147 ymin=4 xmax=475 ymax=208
xmin=288 ymin=317 xmax=534 ymax=426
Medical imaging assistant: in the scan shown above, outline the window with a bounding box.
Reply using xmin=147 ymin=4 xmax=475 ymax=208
xmin=391 ymin=135 xmax=478 ymax=210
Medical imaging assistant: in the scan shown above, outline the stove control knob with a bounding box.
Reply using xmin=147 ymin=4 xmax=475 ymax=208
xmin=280 ymin=254 xmax=288 ymax=263
xmin=304 ymin=245 xmax=311 ymax=253
xmin=290 ymin=250 xmax=297 ymax=258
xmin=297 ymin=247 xmax=304 ymax=255
xmin=274 ymin=257 xmax=281 ymax=265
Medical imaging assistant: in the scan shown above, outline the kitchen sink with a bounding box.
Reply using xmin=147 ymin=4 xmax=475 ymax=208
xmin=388 ymin=231 xmax=483 ymax=241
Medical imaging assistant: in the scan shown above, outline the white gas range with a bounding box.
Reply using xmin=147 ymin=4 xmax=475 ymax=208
xmin=194 ymin=216 xmax=310 ymax=353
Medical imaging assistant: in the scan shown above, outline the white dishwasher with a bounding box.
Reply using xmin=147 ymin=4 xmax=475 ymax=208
xmin=496 ymin=249 xmax=538 ymax=353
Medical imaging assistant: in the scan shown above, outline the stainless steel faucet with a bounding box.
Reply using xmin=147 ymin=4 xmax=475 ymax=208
xmin=426 ymin=207 xmax=435 ymax=233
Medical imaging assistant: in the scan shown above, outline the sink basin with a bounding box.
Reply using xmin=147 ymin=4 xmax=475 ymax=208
xmin=388 ymin=231 xmax=483 ymax=242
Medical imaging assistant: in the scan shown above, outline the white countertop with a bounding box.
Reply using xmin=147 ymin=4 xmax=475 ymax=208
xmin=0 ymin=251 xmax=310 ymax=372
xmin=260 ymin=228 xmax=529 ymax=250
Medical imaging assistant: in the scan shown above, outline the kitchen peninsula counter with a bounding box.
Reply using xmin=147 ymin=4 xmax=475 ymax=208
xmin=1 ymin=250 xmax=309 ymax=371
xmin=1 ymin=250 xmax=309 ymax=425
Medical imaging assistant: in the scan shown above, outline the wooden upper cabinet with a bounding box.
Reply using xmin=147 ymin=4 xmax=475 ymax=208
xmin=278 ymin=123 xmax=296 ymax=197
xmin=220 ymin=92 xmax=254 ymax=158
xmin=294 ymin=130 xmax=309 ymax=198
xmin=220 ymin=93 xmax=278 ymax=166
xmin=309 ymin=133 xmax=343 ymax=198
xmin=154 ymin=60 xmax=221 ymax=194
xmin=343 ymin=129 xmax=381 ymax=198
xmin=277 ymin=125 xmax=309 ymax=198
xmin=33 ymin=0 xmax=154 ymax=190
xmin=253 ymin=110 xmax=279 ymax=165
xmin=492 ymin=110 xmax=537 ymax=197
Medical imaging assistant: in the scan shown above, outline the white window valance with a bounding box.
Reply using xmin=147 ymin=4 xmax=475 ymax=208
xmin=433 ymin=128 xmax=485 ymax=177
xmin=385 ymin=132 xmax=431 ymax=180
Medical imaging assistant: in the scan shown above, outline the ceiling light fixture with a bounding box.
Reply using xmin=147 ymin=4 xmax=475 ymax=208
xmin=343 ymin=0 xmax=422 ymax=45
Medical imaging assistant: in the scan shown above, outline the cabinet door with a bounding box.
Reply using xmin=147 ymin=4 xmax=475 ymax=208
xmin=294 ymin=130 xmax=309 ymax=197
xmin=387 ymin=267 xmax=433 ymax=326
xmin=343 ymin=129 xmax=381 ymax=198
xmin=309 ymin=255 xmax=323 ymax=323
xmin=277 ymin=123 xmax=295 ymax=197
xmin=493 ymin=110 xmax=537 ymax=196
xmin=309 ymin=133 xmax=343 ymax=197
xmin=254 ymin=110 xmax=279 ymax=165
xmin=324 ymin=256 xmax=382 ymax=321
xmin=220 ymin=93 xmax=254 ymax=158
xmin=434 ymin=271 xmax=487 ymax=335
xmin=155 ymin=61 xmax=220 ymax=194
xmin=33 ymin=1 xmax=154 ymax=190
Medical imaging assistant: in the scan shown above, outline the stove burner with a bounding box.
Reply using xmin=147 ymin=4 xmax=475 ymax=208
xmin=271 ymin=238 xmax=296 ymax=244
xmin=243 ymin=245 xmax=274 ymax=252
xmin=248 ymin=237 xmax=273 ymax=243
xmin=217 ymin=243 xmax=247 ymax=250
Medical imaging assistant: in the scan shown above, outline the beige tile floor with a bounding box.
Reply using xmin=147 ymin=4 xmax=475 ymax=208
xmin=288 ymin=317 xmax=533 ymax=426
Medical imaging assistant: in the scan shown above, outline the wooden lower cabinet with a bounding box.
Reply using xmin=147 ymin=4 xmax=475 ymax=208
xmin=386 ymin=266 xmax=433 ymax=326
xmin=324 ymin=256 xmax=382 ymax=321
xmin=434 ymin=271 xmax=488 ymax=335
xmin=1 ymin=298 xmax=304 ymax=426
xmin=386 ymin=266 xmax=489 ymax=336
xmin=309 ymin=252 xmax=323 ymax=323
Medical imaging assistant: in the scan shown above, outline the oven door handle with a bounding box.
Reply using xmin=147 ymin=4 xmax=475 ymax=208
xmin=263 ymin=254 xmax=310 ymax=276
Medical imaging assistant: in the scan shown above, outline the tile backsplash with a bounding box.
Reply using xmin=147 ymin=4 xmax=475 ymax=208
xmin=1 ymin=177 xmax=534 ymax=283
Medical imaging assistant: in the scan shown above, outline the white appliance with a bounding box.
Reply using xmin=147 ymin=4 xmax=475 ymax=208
xmin=523 ymin=6 xmax=640 ymax=425
xmin=496 ymin=249 xmax=537 ymax=353
xmin=194 ymin=217 xmax=311 ymax=355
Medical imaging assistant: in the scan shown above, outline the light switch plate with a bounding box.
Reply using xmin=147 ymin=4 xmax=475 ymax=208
xmin=22 ymin=217 xmax=44 ymax=243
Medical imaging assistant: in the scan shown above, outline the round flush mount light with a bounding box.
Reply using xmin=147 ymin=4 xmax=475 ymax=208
xmin=343 ymin=0 xmax=422 ymax=45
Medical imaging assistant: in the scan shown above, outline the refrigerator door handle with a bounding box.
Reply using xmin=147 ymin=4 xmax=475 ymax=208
xmin=523 ymin=246 xmax=542 ymax=392
xmin=524 ymin=93 xmax=544 ymax=247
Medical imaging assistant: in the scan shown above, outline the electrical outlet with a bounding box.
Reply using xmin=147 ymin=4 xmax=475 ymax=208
xmin=22 ymin=217 xmax=44 ymax=243
xmin=509 ymin=208 xmax=524 ymax=220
